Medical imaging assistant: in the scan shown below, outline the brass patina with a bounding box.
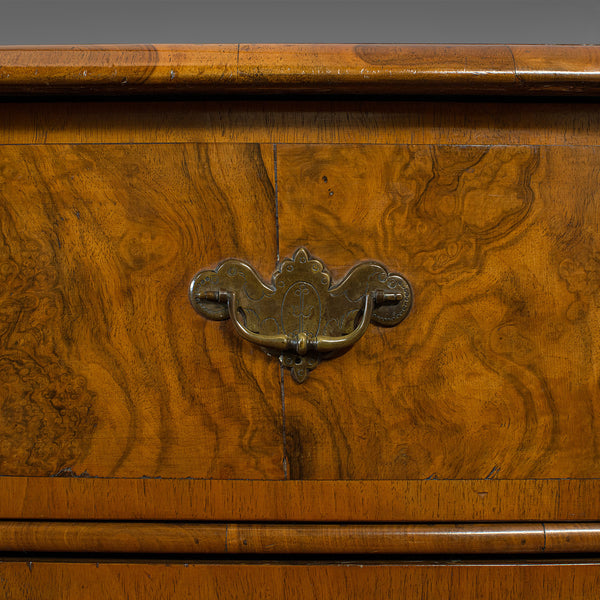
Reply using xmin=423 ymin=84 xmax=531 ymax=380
xmin=189 ymin=248 xmax=412 ymax=382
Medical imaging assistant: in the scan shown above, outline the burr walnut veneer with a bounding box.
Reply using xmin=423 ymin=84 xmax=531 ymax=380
xmin=1 ymin=44 xmax=600 ymax=598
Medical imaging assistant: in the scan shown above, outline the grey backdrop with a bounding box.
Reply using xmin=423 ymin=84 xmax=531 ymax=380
xmin=1 ymin=1 xmax=599 ymax=44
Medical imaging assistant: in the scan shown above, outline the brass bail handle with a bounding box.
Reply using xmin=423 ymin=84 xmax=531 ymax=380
xmin=196 ymin=290 xmax=405 ymax=356
xmin=189 ymin=248 xmax=413 ymax=383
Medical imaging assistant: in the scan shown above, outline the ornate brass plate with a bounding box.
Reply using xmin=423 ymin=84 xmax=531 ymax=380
xmin=189 ymin=248 xmax=412 ymax=382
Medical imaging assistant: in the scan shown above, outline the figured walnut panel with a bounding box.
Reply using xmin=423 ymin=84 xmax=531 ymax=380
xmin=278 ymin=143 xmax=600 ymax=480
xmin=0 ymin=142 xmax=283 ymax=479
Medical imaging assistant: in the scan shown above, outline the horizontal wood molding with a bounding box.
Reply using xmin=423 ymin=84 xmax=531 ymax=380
xmin=0 ymin=45 xmax=599 ymax=97
xmin=0 ymin=522 xmax=599 ymax=555
xmin=2 ymin=478 xmax=600 ymax=522
xmin=3 ymin=100 xmax=600 ymax=147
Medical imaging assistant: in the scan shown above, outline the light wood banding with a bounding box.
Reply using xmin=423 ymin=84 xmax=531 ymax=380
xmin=1 ymin=560 xmax=600 ymax=599
xmin=1 ymin=478 xmax=600 ymax=522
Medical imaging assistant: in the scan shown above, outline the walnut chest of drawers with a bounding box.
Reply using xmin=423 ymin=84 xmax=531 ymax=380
xmin=1 ymin=44 xmax=600 ymax=598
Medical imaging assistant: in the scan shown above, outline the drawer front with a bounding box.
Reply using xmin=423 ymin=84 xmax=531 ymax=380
xmin=0 ymin=99 xmax=600 ymax=523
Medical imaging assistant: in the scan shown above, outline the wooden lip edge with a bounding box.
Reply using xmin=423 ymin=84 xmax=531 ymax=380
xmin=1 ymin=44 xmax=600 ymax=96
xmin=0 ymin=522 xmax=598 ymax=554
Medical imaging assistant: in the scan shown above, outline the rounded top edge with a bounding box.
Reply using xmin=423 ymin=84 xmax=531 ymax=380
xmin=1 ymin=44 xmax=599 ymax=97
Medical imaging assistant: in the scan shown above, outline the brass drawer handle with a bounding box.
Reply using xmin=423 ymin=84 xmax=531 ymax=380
xmin=212 ymin=290 xmax=375 ymax=356
xmin=190 ymin=248 xmax=412 ymax=382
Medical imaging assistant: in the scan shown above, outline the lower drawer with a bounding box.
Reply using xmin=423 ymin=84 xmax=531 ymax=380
xmin=1 ymin=559 xmax=599 ymax=599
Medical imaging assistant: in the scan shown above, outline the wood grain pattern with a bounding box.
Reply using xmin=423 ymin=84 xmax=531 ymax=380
xmin=2 ymin=521 xmax=597 ymax=554
xmin=1 ymin=45 xmax=600 ymax=96
xmin=0 ymin=522 xmax=227 ymax=554
xmin=278 ymin=144 xmax=600 ymax=480
xmin=0 ymin=142 xmax=283 ymax=478
xmin=0 ymin=44 xmax=238 ymax=95
xmin=511 ymin=46 xmax=600 ymax=91
xmin=1 ymin=560 xmax=599 ymax=599
xmin=4 ymin=100 xmax=600 ymax=147
xmin=226 ymin=522 xmax=548 ymax=554
xmin=545 ymin=523 xmax=600 ymax=553
xmin=1 ymin=478 xmax=600 ymax=521
xmin=236 ymin=44 xmax=517 ymax=94
xmin=0 ymin=221 xmax=96 ymax=475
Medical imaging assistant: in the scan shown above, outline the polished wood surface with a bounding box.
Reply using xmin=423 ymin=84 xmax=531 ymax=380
xmin=1 ymin=560 xmax=599 ymax=599
xmin=5 ymin=142 xmax=596 ymax=481
xmin=545 ymin=523 xmax=600 ymax=553
xmin=0 ymin=44 xmax=238 ymax=95
xmin=1 ymin=48 xmax=600 ymax=591
xmin=2 ymin=521 xmax=597 ymax=554
xmin=3 ymin=100 xmax=600 ymax=147
xmin=279 ymin=144 xmax=600 ymax=480
xmin=1 ymin=44 xmax=600 ymax=96
xmin=0 ymin=142 xmax=282 ymax=478
xmin=1 ymin=478 xmax=599 ymax=521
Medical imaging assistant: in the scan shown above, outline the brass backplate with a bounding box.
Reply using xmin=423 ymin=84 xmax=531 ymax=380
xmin=190 ymin=248 xmax=412 ymax=382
